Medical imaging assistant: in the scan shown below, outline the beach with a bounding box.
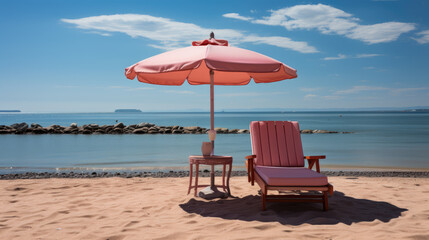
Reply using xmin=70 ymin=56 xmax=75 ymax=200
xmin=1 ymin=176 xmax=428 ymax=240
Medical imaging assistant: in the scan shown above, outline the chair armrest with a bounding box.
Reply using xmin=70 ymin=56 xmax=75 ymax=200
xmin=305 ymin=155 xmax=325 ymax=173
xmin=305 ymin=155 xmax=326 ymax=160
xmin=245 ymin=155 xmax=256 ymax=185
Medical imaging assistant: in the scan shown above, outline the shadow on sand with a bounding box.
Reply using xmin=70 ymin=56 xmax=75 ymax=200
xmin=179 ymin=191 xmax=407 ymax=225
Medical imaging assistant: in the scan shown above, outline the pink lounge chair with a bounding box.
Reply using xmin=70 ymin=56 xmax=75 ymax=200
xmin=246 ymin=121 xmax=334 ymax=211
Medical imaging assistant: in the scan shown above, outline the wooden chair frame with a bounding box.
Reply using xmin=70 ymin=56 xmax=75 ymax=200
xmin=246 ymin=155 xmax=334 ymax=211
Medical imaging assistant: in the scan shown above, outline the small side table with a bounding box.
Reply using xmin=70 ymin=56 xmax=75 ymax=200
xmin=188 ymin=155 xmax=233 ymax=198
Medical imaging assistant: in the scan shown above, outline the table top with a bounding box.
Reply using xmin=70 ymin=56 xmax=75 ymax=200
xmin=189 ymin=155 xmax=232 ymax=160
xmin=189 ymin=155 xmax=233 ymax=164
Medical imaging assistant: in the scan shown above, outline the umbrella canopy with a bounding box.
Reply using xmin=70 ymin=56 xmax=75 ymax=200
xmin=125 ymin=37 xmax=297 ymax=85
xmin=125 ymin=33 xmax=297 ymax=153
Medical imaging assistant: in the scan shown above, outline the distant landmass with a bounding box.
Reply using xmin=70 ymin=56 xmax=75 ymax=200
xmin=0 ymin=110 xmax=21 ymax=112
xmin=115 ymin=109 xmax=142 ymax=113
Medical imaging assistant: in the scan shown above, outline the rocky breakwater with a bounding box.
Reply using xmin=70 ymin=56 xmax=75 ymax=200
xmin=0 ymin=122 xmax=250 ymax=135
xmin=0 ymin=122 xmax=352 ymax=135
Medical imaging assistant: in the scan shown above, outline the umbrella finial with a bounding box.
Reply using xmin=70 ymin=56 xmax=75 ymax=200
xmin=210 ymin=32 xmax=215 ymax=39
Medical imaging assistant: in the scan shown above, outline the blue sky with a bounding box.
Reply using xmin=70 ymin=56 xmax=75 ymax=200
xmin=0 ymin=0 xmax=428 ymax=112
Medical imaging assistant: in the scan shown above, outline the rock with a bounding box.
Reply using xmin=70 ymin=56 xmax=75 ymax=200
xmin=124 ymin=126 xmax=135 ymax=131
xmin=46 ymin=125 xmax=64 ymax=134
xmin=228 ymin=129 xmax=239 ymax=133
xmin=138 ymin=122 xmax=155 ymax=128
xmin=183 ymin=126 xmax=199 ymax=131
xmin=32 ymin=128 xmax=48 ymax=134
xmin=133 ymin=128 xmax=147 ymax=134
xmin=114 ymin=122 xmax=125 ymax=128
xmin=148 ymin=129 xmax=159 ymax=134
xmin=11 ymin=122 xmax=28 ymax=130
xmin=0 ymin=129 xmax=14 ymax=134
xmin=172 ymin=129 xmax=183 ymax=134
xmin=31 ymin=123 xmax=42 ymax=128
xmin=82 ymin=130 xmax=92 ymax=134
xmin=301 ymin=129 xmax=313 ymax=134
xmin=312 ymin=129 xmax=338 ymax=134
xmin=214 ymin=127 xmax=228 ymax=133
xmin=63 ymin=127 xmax=78 ymax=133
xmin=237 ymin=129 xmax=249 ymax=134
xmin=110 ymin=128 xmax=124 ymax=134
xmin=70 ymin=123 xmax=78 ymax=128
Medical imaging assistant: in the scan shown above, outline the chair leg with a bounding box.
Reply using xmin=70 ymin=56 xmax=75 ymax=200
xmin=261 ymin=185 xmax=267 ymax=211
xmin=323 ymin=191 xmax=328 ymax=211
xmin=261 ymin=192 xmax=266 ymax=211
xmin=194 ymin=164 xmax=199 ymax=197
xmin=188 ymin=163 xmax=193 ymax=195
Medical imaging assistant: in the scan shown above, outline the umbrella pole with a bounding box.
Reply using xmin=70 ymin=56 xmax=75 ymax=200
xmin=210 ymin=70 xmax=215 ymax=188
xmin=210 ymin=70 xmax=214 ymax=155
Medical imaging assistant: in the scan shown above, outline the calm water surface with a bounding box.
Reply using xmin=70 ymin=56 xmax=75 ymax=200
xmin=1 ymin=112 xmax=428 ymax=173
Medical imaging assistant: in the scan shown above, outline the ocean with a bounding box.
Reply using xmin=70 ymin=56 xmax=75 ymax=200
xmin=1 ymin=112 xmax=428 ymax=173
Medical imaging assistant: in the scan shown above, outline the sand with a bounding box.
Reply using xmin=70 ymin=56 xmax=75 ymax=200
xmin=1 ymin=176 xmax=428 ymax=240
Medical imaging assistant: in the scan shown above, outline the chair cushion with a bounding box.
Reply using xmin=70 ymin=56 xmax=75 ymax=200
xmin=255 ymin=166 xmax=328 ymax=186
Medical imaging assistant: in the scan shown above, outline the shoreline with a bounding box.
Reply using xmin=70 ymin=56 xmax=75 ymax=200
xmin=1 ymin=169 xmax=428 ymax=179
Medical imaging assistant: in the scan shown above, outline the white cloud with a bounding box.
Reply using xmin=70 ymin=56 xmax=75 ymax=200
xmin=390 ymin=87 xmax=428 ymax=94
xmin=413 ymin=30 xmax=429 ymax=44
xmin=334 ymin=85 xmax=427 ymax=95
xmin=62 ymin=14 xmax=317 ymax=53
xmin=223 ymin=13 xmax=253 ymax=21
xmin=335 ymin=86 xmax=388 ymax=94
xmin=242 ymin=35 xmax=318 ymax=53
xmin=323 ymin=54 xmax=347 ymax=60
xmin=348 ymin=22 xmax=415 ymax=44
xmin=323 ymin=53 xmax=381 ymax=60
xmin=62 ymin=14 xmax=220 ymax=50
xmin=227 ymin=4 xmax=416 ymax=44
xmin=304 ymin=94 xmax=317 ymax=99
xmin=356 ymin=54 xmax=382 ymax=58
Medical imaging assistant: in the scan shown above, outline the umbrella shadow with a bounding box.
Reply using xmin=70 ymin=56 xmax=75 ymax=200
xmin=179 ymin=191 xmax=407 ymax=225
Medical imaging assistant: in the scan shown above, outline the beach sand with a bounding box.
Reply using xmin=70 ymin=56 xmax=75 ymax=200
xmin=1 ymin=176 xmax=428 ymax=240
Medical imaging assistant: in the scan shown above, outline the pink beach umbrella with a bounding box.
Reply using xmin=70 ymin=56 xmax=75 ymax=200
xmin=125 ymin=32 xmax=297 ymax=155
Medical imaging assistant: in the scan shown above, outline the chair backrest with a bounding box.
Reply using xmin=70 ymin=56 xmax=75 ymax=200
xmin=250 ymin=121 xmax=304 ymax=167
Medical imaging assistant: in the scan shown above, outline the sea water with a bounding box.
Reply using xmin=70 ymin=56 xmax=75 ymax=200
xmin=0 ymin=112 xmax=428 ymax=173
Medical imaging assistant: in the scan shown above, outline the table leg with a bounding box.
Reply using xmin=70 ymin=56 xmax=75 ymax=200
xmin=188 ymin=163 xmax=193 ymax=195
xmin=226 ymin=163 xmax=232 ymax=196
xmin=222 ymin=164 xmax=226 ymax=192
xmin=195 ymin=163 xmax=199 ymax=197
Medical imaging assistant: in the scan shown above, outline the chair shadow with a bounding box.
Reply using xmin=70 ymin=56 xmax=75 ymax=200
xmin=179 ymin=191 xmax=407 ymax=225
